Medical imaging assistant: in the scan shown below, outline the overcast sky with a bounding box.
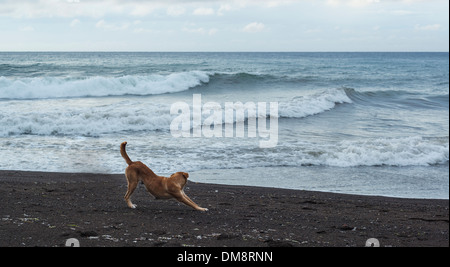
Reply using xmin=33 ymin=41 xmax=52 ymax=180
xmin=0 ymin=0 xmax=448 ymax=52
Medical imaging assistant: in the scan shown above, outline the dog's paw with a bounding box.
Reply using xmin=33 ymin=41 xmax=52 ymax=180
xmin=129 ymin=204 xmax=137 ymax=209
xmin=199 ymin=208 xmax=208 ymax=212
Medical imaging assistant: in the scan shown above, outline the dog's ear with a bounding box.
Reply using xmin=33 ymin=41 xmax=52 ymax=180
xmin=182 ymin=172 xmax=189 ymax=179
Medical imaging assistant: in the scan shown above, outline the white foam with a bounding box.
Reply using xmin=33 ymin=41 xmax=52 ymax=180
xmin=166 ymin=136 xmax=449 ymax=170
xmin=279 ymin=88 xmax=352 ymax=118
xmin=0 ymin=99 xmax=174 ymax=137
xmin=0 ymin=88 xmax=354 ymax=137
xmin=319 ymin=136 xmax=449 ymax=167
xmin=121 ymin=136 xmax=449 ymax=171
xmin=0 ymin=71 xmax=211 ymax=99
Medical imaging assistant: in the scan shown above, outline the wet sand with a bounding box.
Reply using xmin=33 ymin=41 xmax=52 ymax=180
xmin=0 ymin=170 xmax=448 ymax=247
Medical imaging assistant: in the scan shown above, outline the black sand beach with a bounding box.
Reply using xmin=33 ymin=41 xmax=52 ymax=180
xmin=0 ymin=170 xmax=448 ymax=247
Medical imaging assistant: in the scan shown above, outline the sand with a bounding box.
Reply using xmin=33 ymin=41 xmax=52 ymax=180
xmin=0 ymin=170 xmax=448 ymax=247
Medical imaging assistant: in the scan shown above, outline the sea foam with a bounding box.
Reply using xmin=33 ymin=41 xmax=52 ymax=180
xmin=0 ymin=71 xmax=211 ymax=99
xmin=279 ymin=88 xmax=352 ymax=118
xmin=0 ymin=88 xmax=352 ymax=137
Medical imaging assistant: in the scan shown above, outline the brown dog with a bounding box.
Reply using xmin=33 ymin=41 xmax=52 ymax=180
xmin=120 ymin=142 xmax=207 ymax=211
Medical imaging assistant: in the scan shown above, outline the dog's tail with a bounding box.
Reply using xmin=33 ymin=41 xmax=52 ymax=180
xmin=120 ymin=142 xmax=133 ymax=165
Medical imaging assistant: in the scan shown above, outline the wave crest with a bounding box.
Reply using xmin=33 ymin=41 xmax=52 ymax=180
xmin=0 ymin=71 xmax=211 ymax=99
xmin=0 ymin=88 xmax=355 ymax=137
xmin=279 ymin=88 xmax=352 ymax=118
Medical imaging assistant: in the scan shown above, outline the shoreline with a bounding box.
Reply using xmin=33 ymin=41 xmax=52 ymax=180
xmin=1 ymin=170 xmax=448 ymax=247
xmin=189 ymin=166 xmax=450 ymax=200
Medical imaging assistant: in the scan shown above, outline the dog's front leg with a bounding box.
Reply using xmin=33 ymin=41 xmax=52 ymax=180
xmin=173 ymin=192 xmax=208 ymax=211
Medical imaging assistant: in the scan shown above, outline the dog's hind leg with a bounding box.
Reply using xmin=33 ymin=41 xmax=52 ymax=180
xmin=124 ymin=179 xmax=138 ymax=209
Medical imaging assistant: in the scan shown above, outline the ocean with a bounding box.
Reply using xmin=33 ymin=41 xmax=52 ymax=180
xmin=0 ymin=52 xmax=448 ymax=199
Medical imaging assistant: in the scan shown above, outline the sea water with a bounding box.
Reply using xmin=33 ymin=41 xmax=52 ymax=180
xmin=0 ymin=52 xmax=448 ymax=198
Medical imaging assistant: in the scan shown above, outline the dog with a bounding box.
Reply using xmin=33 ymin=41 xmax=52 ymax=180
xmin=120 ymin=142 xmax=208 ymax=211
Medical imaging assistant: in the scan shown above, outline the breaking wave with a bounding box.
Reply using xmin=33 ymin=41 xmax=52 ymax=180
xmin=0 ymin=71 xmax=211 ymax=99
xmin=0 ymin=88 xmax=353 ymax=137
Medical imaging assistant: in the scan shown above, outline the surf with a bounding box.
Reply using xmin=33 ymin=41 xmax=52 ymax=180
xmin=0 ymin=71 xmax=211 ymax=100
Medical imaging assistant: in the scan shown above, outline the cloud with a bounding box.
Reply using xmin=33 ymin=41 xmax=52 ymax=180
xmin=242 ymin=22 xmax=265 ymax=33
xmin=1 ymin=0 xmax=446 ymax=19
xmin=415 ymin=24 xmax=441 ymax=31
xmin=183 ymin=25 xmax=218 ymax=35
xmin=19 ymin=25 xmax=34 ymax=32
xmin=70 ymin=19 xmax=80 ymax=27
xmin=326 ymin=0 xmax=380 ymax=7
xmin=0 ymin=0 xmax=298 ymax=19
xmin=167 ymin=5 xmax=186 ymax=16
xmin=305 ymin=28 xmax=322 ymax=34
xmin=0 ymin=0 xmax=163 ymax=18
xmin=0 ymin=0 xmax=109 ymax=18
xmin=390 ymin=10 xmax=415 ymax=16
xmin=193 ymin=7 xmax=215 ymax=16
xmin=96 ymin=19 xmax=130 ymax=31
xmin=128 ymin=3 xmax=160 ymax=17
xmin=133 ymin=27 xmax=154 ymax=34
xmin=217 ymin=4 xmax=232 ymax=15
xmin=324 ymin=0 xmax=442 ymax=8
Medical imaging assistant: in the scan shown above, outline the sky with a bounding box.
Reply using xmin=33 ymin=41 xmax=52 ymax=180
xmin=0 ymin=0 xmax=448 ymax=52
